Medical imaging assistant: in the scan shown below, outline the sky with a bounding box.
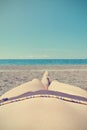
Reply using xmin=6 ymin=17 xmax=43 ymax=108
xmin=0 ymin=0 xmax=87 ymax=59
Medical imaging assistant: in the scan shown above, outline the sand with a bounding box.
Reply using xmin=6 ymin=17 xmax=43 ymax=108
xmin=0 ymin=65 xmax=87 ymax=96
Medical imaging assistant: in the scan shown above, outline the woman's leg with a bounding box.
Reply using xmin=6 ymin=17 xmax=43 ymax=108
xmin=48 ymin=80 xmax=87 ymax=97
xmin=0 ymin=79 xmax=44 ymax=99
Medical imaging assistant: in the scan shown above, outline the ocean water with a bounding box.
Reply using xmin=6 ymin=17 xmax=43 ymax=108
xmin=0 ymin=59 xmax=87 ymax=65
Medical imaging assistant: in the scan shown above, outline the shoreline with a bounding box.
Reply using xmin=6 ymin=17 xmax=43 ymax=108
xmin=0 ymin=65 xmax=87 ymax=96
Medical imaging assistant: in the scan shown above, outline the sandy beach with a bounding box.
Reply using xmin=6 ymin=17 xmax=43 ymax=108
xmin=0 ymin=65 xmax=87 ymax=96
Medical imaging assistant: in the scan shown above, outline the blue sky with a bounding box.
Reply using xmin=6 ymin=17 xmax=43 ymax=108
xmin=0 ymin=0 xmax=87 ymax=59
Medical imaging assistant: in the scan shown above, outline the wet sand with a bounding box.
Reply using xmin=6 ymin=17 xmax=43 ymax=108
xmin=0 ymin=65 xmax=87 ymax=96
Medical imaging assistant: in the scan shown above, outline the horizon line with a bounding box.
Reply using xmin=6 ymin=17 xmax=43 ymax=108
xmin=0 ymin=58 xmax=87 ymax=60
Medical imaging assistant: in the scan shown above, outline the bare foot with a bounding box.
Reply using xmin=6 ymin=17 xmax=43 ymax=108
xmin=41 ymin=71 xmax=51 ymax=90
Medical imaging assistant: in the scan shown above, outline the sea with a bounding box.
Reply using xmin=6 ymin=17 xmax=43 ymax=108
xmin=0 ymin=59 xmax=87 ymax=66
